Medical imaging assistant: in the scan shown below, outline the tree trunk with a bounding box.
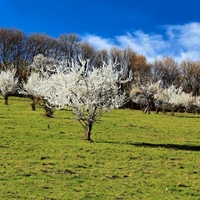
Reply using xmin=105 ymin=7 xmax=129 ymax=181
xmin=155 ymin=107 xmax=159 ymax=114
xmin=4 ymin=94 xmax=8 ymax=105
xmin=44 ymin=105 xmax=54 ymax=117
xmin=147 ymin=105 xmax=151 ymax=114
xmin=162 ymin=107 xmax=165 ymax=114
xmin=31 ymin=102 xmax=36 ymax=111
xmin=143 ymin=106 xmax=148 ymax=114
xmin=143 ymin=105 xmax=151 ymax=114
xmin=85 ymin=122 xmax=93 ymax=141
xmin=171 ymin=107 xmax=175 ymax=116
xmin=30 ymin=96 xmax=36 ymax=111
xmin=43 ymin=100 xmax=54 ymax=117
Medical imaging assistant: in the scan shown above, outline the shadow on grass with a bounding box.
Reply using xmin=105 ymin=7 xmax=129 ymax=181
xmin=97 ymin=141 xmax=200 ymax=151
xmin=174 ymin=115 xmax=200 ymax=119
xmin=130 ymin=142 xmax=200 ymax=151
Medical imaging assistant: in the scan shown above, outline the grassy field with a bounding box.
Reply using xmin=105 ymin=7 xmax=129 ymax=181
xmin=0 ymin=96 xmax=200 ymax=200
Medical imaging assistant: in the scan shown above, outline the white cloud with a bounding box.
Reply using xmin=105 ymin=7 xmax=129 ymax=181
xmin=116 ymin=31 xmax=167 ymax=62
xmin=82 ymin=22 xmax=200 ymax=63
xmin=166 ymin=22 xmax=200 ymax=62
xmin=166 ymin=22 xmax=200 ymax=48
xmin=82 ymin=34 xmax=114 ymax=50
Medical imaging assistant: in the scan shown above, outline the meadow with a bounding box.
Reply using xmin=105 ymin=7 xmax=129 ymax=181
xmin=0 ymin=96 xmax=199 ymax=200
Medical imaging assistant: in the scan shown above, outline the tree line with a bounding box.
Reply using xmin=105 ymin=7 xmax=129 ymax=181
xmin=1 ymin=27 xmax=200 ymax=108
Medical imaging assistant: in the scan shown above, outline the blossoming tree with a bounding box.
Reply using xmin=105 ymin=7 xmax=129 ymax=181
xmin=180 ymin=92 xmax=195 ymax=113
xmin=19 ymin=72 xmax=55 ymax=117
xmin=154 ymin=85 xmax=184 ymax=115
xmin=21 ymin=55 xmax=132 ymax=141
xmin=194 ymin=96 xmax=200 ymax=113
xmin=19 ymin=54 xmax=58 ymax=116
xmin=130 ymin=81 xmax=161 ymax=114
xmin=0 ymin=69 xmax=18 ymax=105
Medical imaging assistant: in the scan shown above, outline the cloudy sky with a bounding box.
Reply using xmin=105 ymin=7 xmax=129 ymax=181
xmin=1 ymin=0 xmax=200 ymax=63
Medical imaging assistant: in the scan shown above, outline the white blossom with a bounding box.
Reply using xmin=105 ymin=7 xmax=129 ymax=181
xmin=30 ymin=54 xmax=59 ymax=74
xmin=194 ymin=96 xmax=200 ymax=109
xmin=20 ymin=54 xmax=132 ymax=140
xmin=0 ymin=69 xmax=18 ymax=104
xmin=19 ymin=72 xmax=44 ymax=97
xmin=154 ymin=85 xmax=185 ymax=114
xmin=130 ymin=81 xmax=161 ymax=113
xmin=180 ymin=92 xmax=195 ymax=111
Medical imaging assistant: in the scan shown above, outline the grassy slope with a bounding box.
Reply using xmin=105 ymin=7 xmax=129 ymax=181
xmin=0 ymin=96 xmax=199 ymax=200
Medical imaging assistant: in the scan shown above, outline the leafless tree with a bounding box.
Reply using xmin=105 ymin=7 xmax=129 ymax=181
xmin=152 ymin=57 xmax=180 ymax=88
xmin=180 ymin=59 xmax=200 ymax=95
xmin=58 ymin=33 xmax=80 ymax=60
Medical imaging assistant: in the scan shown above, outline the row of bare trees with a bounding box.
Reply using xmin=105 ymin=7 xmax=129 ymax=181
xmin=1 ymin=28 xmax=200 ymax=98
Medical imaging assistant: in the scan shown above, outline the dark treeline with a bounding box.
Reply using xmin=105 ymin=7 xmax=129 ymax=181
xmin=1 ymin=27 xmax=200 ymax=101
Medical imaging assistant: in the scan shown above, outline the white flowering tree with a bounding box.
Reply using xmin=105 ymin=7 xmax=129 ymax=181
xmin=154 ymin=85 xmax=184 ymax=115
xmin=19 ymin=54 xmax=59 ymax=116
xmin=180 ymin=92 xmax=195 ymax=113
xmin=30 ymin=54 xmax=58 ymax=74
xmin=19 ymin=72 xmax=55 ymax=117
xmin=194 ymin=96 xmax=200 ymax=114
xmin=0 ymin=69 xmax=18 ymax=105
xmin=130 ymin=81 xmax=161 ymax=114
xmin=21 ymin=55 xmax=132 ymax=141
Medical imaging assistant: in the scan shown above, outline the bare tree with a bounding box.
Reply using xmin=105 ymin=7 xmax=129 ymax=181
xmin=152 ymin=57 xmax=180 ymax=88
xmin=76 ymin=42 xmax=96 ymax=60
xmin=0 ymin=28 xmax=27 ymax=69
xmin=26 ymin=33 xmax=60 ymax=62
xmin=58 ymin=33 xmax=80 ymax=60
xmin=180 ymin=59 xmax=200 ymax=96
xmin=131 ymin=54 xmax=152 ymax=85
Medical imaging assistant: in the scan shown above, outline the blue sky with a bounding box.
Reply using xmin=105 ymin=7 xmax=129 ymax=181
xmin=1 ymin=0 xmax=200 ymax=62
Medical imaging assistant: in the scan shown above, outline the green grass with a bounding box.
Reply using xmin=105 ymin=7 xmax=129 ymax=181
xmin=0 ymin=96 xmax=200 ymax=200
